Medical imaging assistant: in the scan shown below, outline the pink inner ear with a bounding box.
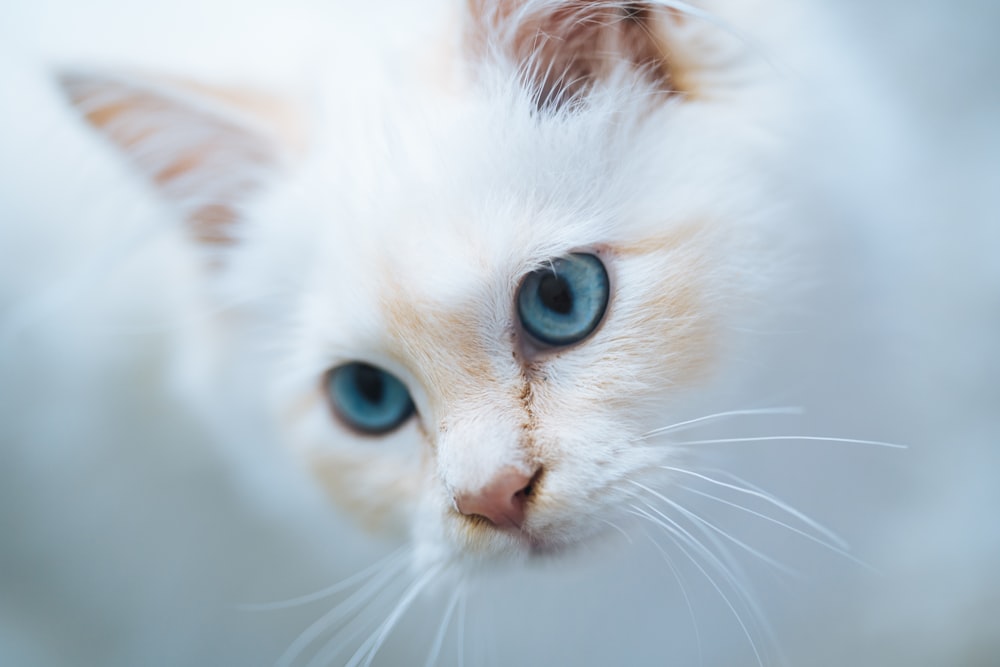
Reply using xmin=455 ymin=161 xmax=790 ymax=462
xmin=59 ymin=71 xmax=287 ymax=246
xmin=465 ymin=0 xmax=677 ymax=108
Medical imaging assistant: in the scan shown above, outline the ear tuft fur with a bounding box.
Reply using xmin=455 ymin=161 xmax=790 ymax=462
xmin=57 ymin=70 xmax=294 ymax=245
xmin=465 ymin=0 xmax=680 ymax=110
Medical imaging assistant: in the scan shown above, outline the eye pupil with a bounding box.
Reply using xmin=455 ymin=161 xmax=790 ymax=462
xmin=538 ymin=274 xmax=573 ymax=315
xmin=354 ymin=365 xmax=385 ymax=404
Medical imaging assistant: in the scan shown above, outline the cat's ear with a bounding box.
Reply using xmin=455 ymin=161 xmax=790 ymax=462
xmin=464 ymin=0 xmax=680 ymax=108
xmin=57 ymin=70 xmax=303 ymax=246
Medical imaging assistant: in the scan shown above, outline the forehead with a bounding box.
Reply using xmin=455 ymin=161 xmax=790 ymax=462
xmin=276 ymin=56 xmax=684 ymax=367
xmin=316 ymin=63 xmax=647 ymax=229
xmin=304 ymin=103 xmax=632 ymax=296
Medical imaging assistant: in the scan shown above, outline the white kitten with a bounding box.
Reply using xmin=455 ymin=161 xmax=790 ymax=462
xmin=53 ymin=1 xmax=788 ymax=572
xmin=1 ymin=1 xmax=997 ymax=666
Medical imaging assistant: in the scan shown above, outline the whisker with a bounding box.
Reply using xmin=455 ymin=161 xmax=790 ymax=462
xmin=274 ymin=554 xmax=410 ymax=667
xmin=679 ymin=484 xmax=877 ymax=573
xmin=636 ymin=525 xmax=704 ymax=664
xmin=345 ymin=564 xmax=443 ymax=667
xmin=301 ymin=596 xmax=393 ymax=667
xmin=627 ymin=482 xmax=776 ymax=644
xmin=659 ymin=466 xmax=848 ymax=550
xmin=629 ymin=505 xmax=765 ymax=667
xmin=599 ymin=516 xmax=634 ymax=544
xmin=628 ymin=484 xmax=752 ymax=577
xmin=650 ymin=489 xmax=799 ymax=577
xmin=669 ymin=435 xmax=907 ymax=450
xmin=238 ymin=547 xmax=408 ymax=612
xmin=636 ymin=407 xmax=803 ymax=440
xmin=628 ymin=499 xmax=759 ymax=620
xmin=424 ymin=583 xmax=463 ymax=667
xmin=456 ymin=587 xmax=467 ymax=667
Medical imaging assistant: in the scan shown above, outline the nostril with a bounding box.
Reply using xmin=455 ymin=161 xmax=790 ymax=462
xmin=515 ymin=467 xmax=543 ymax=500
xmin=454 ymin=466 xmax=542 ymax=530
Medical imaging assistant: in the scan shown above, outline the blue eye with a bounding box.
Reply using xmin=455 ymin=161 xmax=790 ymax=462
xmin=517 ymin=253 xmax=609 ymax=346
xmin=325 ymin=362 xmax=415 ymax=435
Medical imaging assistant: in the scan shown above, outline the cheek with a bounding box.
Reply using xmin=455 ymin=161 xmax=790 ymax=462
xmin=531 ymin=411 xmax=657 ymax=508
xmin=607 ymin=237 xmax=717 ymax=396
xmin=525 ymin=250 xmax=714 ymax=424
xmin=306 ymin=447 xmax=424 ymax=534
xmin=280 ymin=386 xmax=426 ymax=535
xmin=624 ymin=271 xmax=713 ymax=384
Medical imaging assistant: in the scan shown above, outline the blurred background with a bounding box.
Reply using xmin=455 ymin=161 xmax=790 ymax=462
xmin=1 ymin=1 xmax=998 ymax=665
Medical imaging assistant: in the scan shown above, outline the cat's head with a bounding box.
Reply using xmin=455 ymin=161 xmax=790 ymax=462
xmin=60 ymin=0 xmax=772 ymax=569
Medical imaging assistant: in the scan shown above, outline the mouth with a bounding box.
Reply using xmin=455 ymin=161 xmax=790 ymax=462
xmin=525 ymin=536 xmax=567 ymax=559
xmin=449 ymin=509 xmax=554 ymax=558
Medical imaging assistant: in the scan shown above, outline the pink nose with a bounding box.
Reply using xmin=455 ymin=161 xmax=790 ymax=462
xmin=454 ymin=467 xmax=538 ymax=530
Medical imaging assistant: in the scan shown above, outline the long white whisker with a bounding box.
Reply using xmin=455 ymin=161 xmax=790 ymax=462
xmin=627 ymin=482 xmax=776 ymax=640
xmin=650 ymin=489 xmax=799 ymax=577
xmin=424 ymin=583 xmax=463 ymax=667
xmin=599 ymin=516 xmax=634 ymax=544
xmin=671 ymin=435 xmax=907 ymax=450
xmin=629 ymin=505 xmax=764 ymax=667
xmin=628 ymin=500 xmax=758 ymax=620
xmin=679 ymin=484 xmax=877 ymax=573
xmin=456 ymin=587 xmax=467 ymax=667
xmin=628 ymin=483 xmax=751 ymax=583
xmin=274 ymin=555 xmax=409 ymax=667
xmin=239 ymin=547 xmax=408 ymax=612
xmin=660 ymin=465 xmax=848 ymax=550
xmin=637 ymin=407 xmax=803 ymax=440
xmin=345 ymin=565 xmax=443 ymax=667
xmin=301 ymin=594 xmax=395 ymax=667
xmin=636 ymin=525 xmax=703 ymax=664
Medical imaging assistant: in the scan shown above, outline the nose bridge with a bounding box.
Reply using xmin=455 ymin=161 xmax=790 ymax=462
xmin=375 ymin=271 xmax=539 ymax=501
xmin=436 ymin=401 xmax=533 ymax=495
xmin=417 ymin=325 xmax=532 ymax=489
xmin=436 ymin=401 xmax=541 ymax=530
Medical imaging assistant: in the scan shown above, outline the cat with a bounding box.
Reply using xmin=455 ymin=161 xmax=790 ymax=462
xmin=54 ymin=0 xmax=786 ymax=565
xmin=2 ymin=0 xmax=998 ymax=666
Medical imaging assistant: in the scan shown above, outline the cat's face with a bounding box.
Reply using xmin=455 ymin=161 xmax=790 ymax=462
xmin=267 ymin=151 xmax=718 ymax=566
xmin=61 ymin=1 xmax=769 ymax=568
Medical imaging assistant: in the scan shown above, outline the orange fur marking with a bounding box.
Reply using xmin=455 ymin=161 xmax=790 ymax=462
xmin=308 ymin=449 xmax=420 ymax=533
xmin=168 ymin=78 xmax=309 ymax=155
xmin=63 ymin=71 xmax=302 ymax=246
xmin=465 ymin=1 xmax=687 ymax=106
xmin=610 ymin=227 xmax=716 ymax=385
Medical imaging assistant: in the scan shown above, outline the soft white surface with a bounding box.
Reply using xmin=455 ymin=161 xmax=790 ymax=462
xmin=1 ymin=1 xmax=998 ymax=666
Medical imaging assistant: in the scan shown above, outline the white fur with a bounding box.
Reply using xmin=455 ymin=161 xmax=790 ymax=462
xmin=198 ymin=2 xmax=783 ymax=570
xmin=2 ymin=1 xmax=998 ymax=666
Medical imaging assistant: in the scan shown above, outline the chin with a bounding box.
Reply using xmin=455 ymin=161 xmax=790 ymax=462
xmin=411 ymin=508 xmax=614 ymax=575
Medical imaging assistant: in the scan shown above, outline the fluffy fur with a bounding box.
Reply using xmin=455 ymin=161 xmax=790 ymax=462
xmin=2 ymin=0 xmax=998 ymax=665
xmin=56 ymin=0 xmax=784 ymax=571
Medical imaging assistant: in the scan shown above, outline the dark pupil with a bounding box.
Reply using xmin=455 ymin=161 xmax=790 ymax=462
xmin=538 ymin=273 xmax=573 ymax=315
xmin=355 ymin=365 xmax=385 ymax=405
